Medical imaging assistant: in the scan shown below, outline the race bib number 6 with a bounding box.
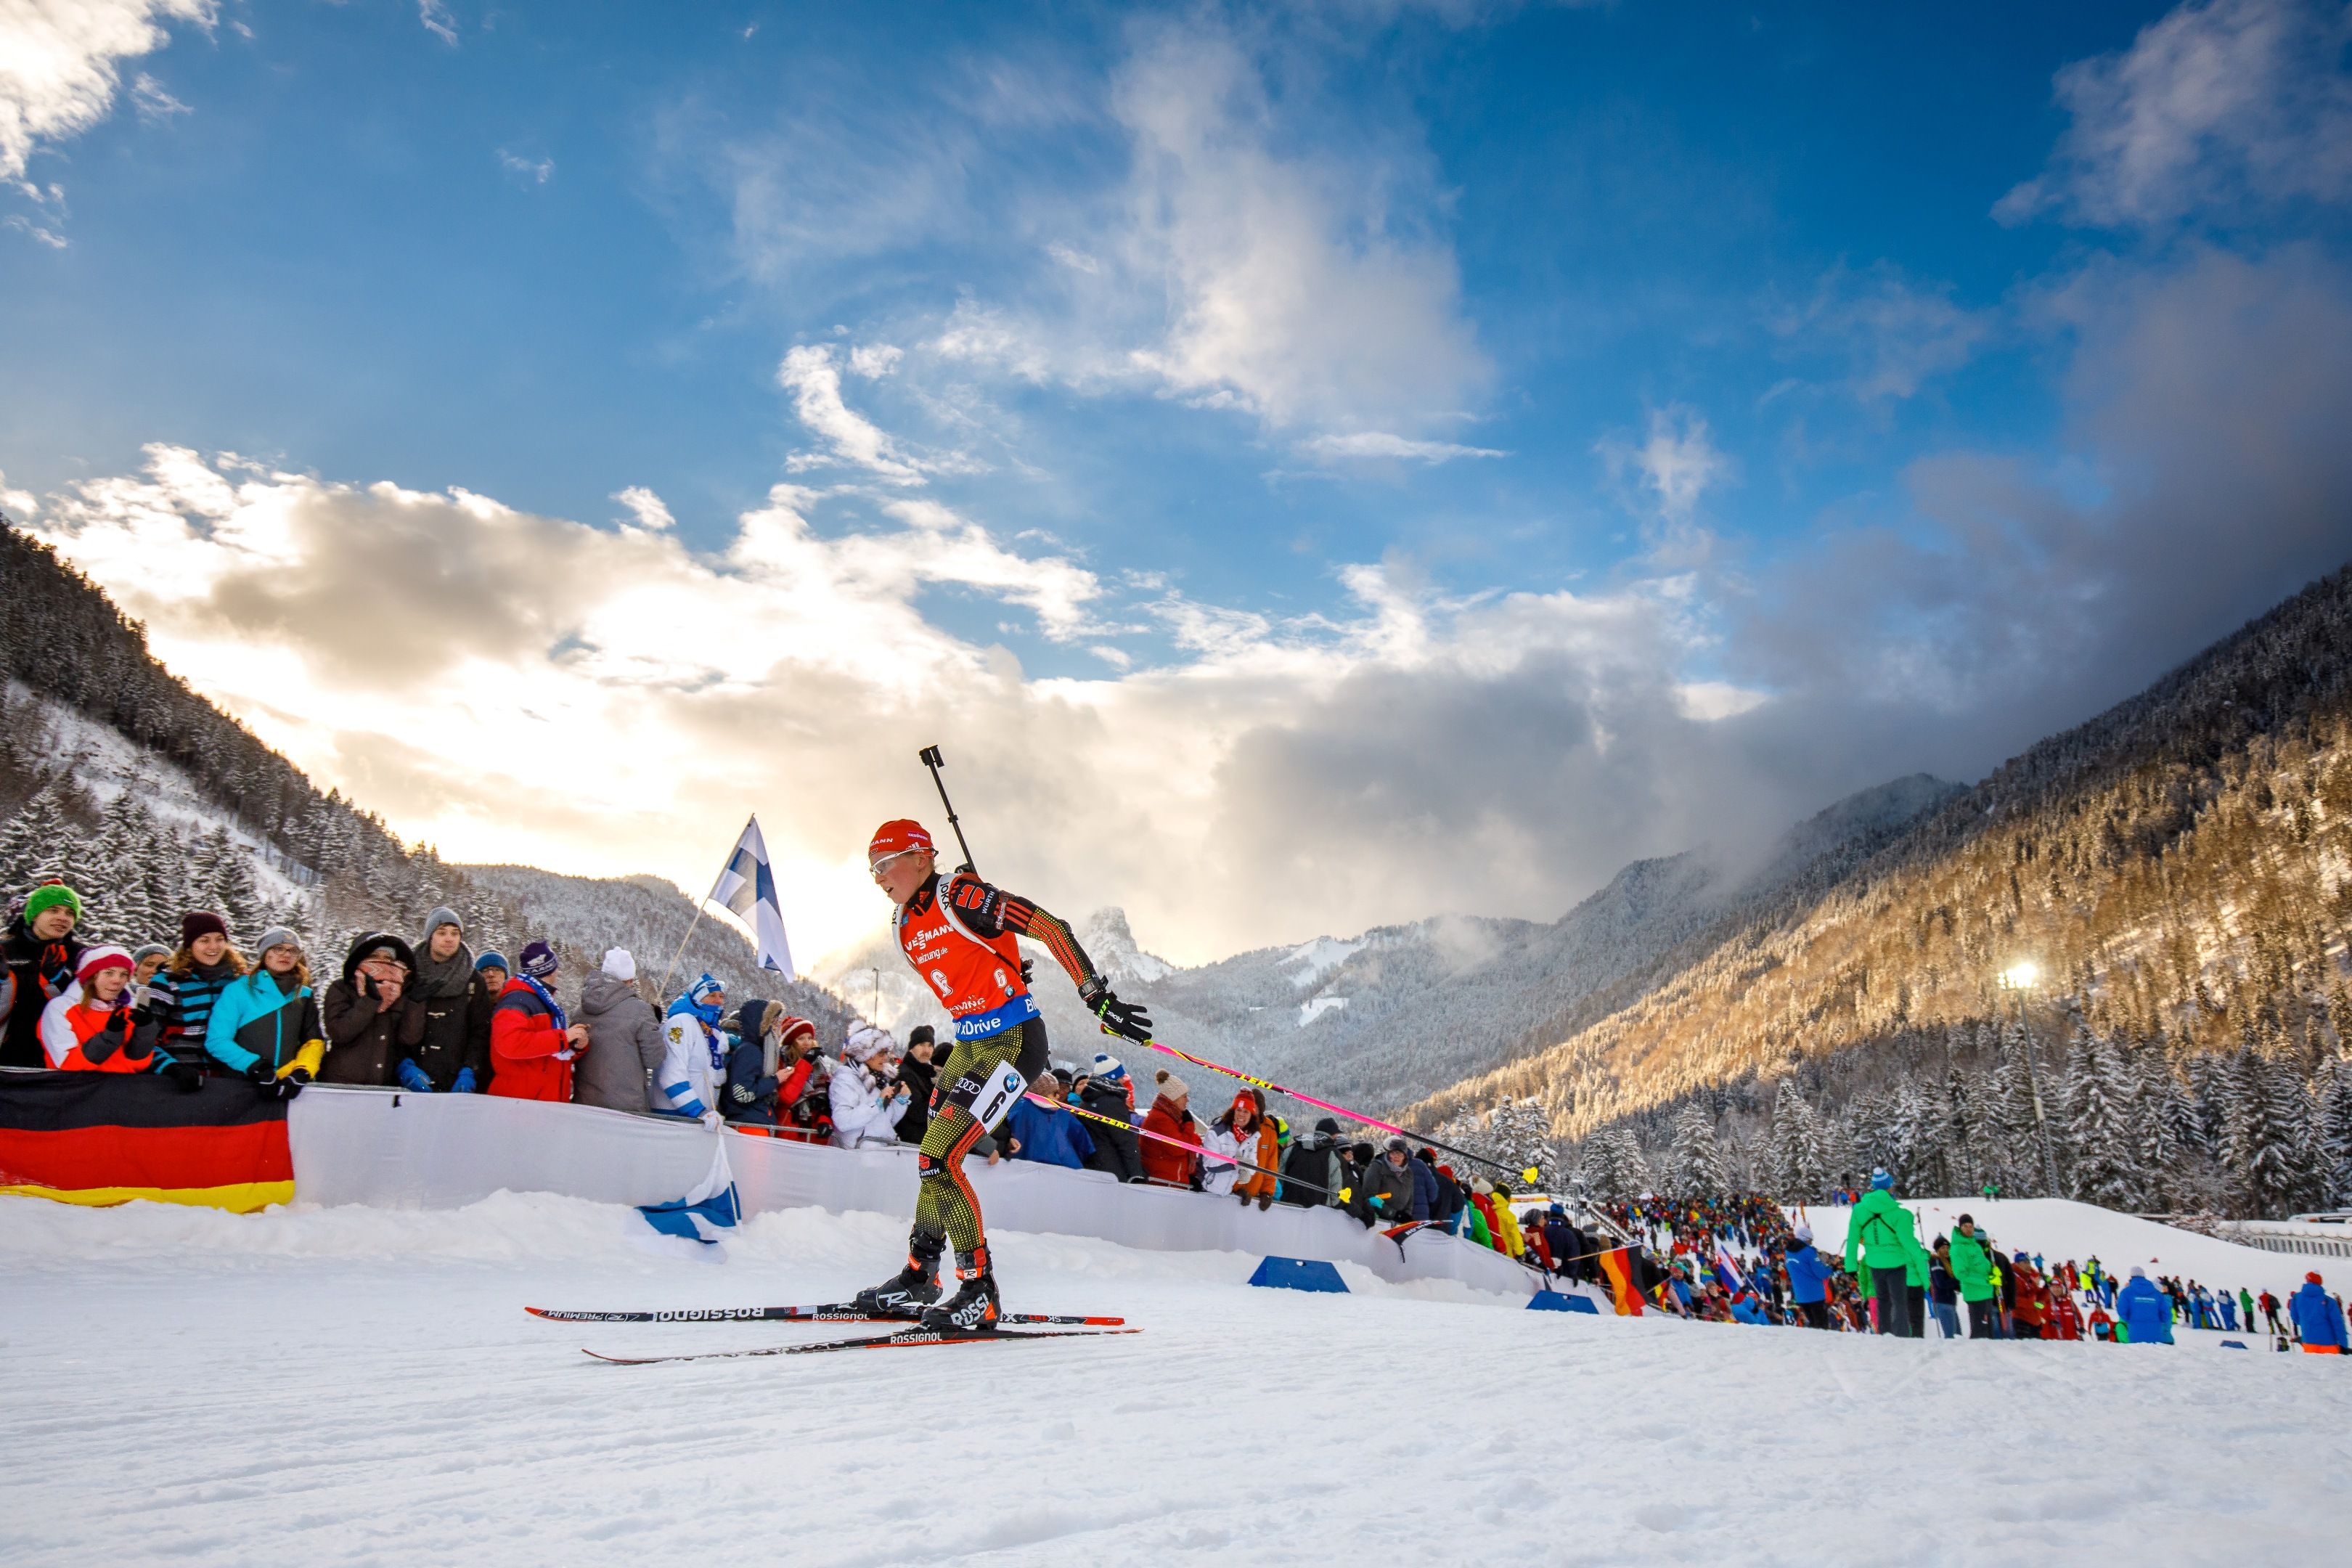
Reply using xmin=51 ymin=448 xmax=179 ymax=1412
xmin=965 ymin=1061 xmax=1027 ymax=1132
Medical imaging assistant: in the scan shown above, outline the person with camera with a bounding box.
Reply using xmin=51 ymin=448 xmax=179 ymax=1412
xmin=830 ymin=1024 xmax=909 ymax=1149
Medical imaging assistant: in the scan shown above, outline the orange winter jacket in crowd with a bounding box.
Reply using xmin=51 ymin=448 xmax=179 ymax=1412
xmin=1140 ymin=1095 xmax=1200 ymax=1186
xmin=1227 ymin=1094 xmax=1278 ymax=1199
xmin=488 ymin=977 xmax=573 ymax=1102
xmin=39 ymin=990 xmax=153 ymax=1072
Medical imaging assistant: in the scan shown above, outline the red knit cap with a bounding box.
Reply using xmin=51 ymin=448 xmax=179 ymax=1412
xmin=867 ymin=820 xmax=934 ymax=865
xmin=75 ymin=945 xmax=134 ymax=984
xmin=778 ymin=1016 xmax=817 ymax=1045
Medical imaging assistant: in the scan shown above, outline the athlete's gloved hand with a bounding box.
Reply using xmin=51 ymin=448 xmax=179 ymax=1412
xmin=452 ymin=1068 xmax=477 ymax=1094
xmin=246 ymin=1059 xmax=281 ymax=1092
xmin=701 ymin=1110 xmax=724 ymax=1132
xmin=1080 ymin=981 xmax=1153 ymax=1044
xmin=396 ymin=1058 xmax=435 ymax=1094
xmin=160 ymin=1060 xmax=204 ymax=1093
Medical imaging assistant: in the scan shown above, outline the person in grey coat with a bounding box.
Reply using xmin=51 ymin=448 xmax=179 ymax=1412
xmin=571 ymin=947 xmax=665 ymax=1114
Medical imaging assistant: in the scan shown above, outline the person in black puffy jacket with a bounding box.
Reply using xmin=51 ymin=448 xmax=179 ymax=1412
xmin=1281 ymin=1116 xmax=1341 ymax=1206
xmin=1077 ymin=1055 xmax=1143 ymax=1183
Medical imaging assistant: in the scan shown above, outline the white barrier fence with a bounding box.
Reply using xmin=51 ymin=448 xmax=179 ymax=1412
xmin=288 ymin=1086 xmax=1585 ymax=1301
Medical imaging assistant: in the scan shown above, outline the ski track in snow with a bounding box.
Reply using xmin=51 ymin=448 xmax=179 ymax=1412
xmin=4 ymin=1193 xmax=2349 ymax=1567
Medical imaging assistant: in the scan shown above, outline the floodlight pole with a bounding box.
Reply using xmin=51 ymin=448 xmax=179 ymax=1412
xmin=2003 ymin=973 xmax=2065 ymax=1201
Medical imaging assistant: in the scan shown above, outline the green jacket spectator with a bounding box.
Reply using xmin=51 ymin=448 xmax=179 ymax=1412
xmin=1842 ymin=1187 xmax=1928 ymax=1278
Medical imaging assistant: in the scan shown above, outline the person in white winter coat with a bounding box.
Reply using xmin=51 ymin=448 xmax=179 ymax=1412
xmin=653 ymin=973 xmax=728 ymax=1127
xmin=1198 ymin=1119 xmax=1243 ymax=1196
xmin=830 ymin=1025 xmax=908 ymax=1149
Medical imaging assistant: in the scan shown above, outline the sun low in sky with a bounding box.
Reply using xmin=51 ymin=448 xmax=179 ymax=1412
xmin=6 ymin=0 xmax=2351 ymax=966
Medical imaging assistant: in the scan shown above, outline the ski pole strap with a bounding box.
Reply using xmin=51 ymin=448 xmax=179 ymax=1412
xmin=1125 ymin=1036 xmax=1540 ymax=1187
xmin=1026 ymin=1093 xmax=1329 ymax=1197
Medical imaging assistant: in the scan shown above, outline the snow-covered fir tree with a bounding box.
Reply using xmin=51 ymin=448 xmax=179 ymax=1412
xmin=1665 ymin=1102 xmax=1729 ymax=1196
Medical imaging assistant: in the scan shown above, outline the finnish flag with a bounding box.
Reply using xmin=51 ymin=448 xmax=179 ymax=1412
xmin=709 ymin=815 xmax=796 ymax=979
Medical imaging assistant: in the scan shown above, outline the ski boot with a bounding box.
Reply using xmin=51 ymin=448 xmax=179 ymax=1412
xmin=920 ymin=1244 xmax=1003 ymax=1334
xmin=854 ymin=1232 xmax=944 ymax=1320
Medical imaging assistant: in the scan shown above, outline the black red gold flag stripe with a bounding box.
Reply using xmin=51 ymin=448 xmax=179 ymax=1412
xmin=0 ymin=1070 xmax=294 ymax=1212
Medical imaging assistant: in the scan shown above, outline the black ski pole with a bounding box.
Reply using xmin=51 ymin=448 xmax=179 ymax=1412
xmin=918 ymin=744 xmax=979 ymax=874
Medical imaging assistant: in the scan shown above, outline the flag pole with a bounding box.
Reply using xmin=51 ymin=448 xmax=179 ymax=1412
xmin=662 ymin=812 xmax=761 ymax=1000
xmin=656 ymin=900 xmax=708 ymax=1004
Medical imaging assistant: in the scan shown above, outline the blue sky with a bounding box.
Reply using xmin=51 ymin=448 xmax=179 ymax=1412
xmin=8 ymin=1 xmax=2352 ymax=963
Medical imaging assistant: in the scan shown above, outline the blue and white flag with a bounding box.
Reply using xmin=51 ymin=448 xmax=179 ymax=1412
xmin=1714 ymin=1238 xmax=1747 ymax=1295
xmin=637 ymin=1140 xmax=740 ymax=1245
xmin=709 ymin=814 xmax=795 ymax=978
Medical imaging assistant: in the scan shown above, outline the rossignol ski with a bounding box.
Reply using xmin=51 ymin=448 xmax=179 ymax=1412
xmin=581 ymin=1325 xmax=1140 ymax=1364
xmin=528 ymin=1302 xmax=1123 ymax=1326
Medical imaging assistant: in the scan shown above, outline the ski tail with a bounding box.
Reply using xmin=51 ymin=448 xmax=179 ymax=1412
xmin=581 ymin=1326 xmax=1140 ymax=1365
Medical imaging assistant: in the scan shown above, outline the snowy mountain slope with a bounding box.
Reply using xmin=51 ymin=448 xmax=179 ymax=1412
xmin=6 ymin=1191 xmax=2345 ymax=1567
xmin=459 ymin=864 xmax=857 ymax=1037
xmin=6 ymin=680 xmax=317 ymax=900
xmin=1416 ymin=562 xmax=2352 ymax=1150
xmin=1136 ymin=774 xmax=1960 ymax=1112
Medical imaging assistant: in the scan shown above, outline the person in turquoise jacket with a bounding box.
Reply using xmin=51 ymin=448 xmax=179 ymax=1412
xmin=1842 ymin=1169 xmax=1930 ymax=1336
xmin=202 ymin=927 xmax=326 ymax=1096
xmin=2116 ymin=1266 xmax=2173 ymax=1344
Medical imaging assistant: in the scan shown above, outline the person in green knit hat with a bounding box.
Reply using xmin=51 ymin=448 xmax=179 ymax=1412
xmin=4 ymin=881 xmax=89 ymax=1070
xmin=1843 ymin=1167 xmax=1930 ymax=1336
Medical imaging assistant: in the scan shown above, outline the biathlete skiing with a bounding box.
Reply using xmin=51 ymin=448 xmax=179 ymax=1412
xmin=853 ymin=817 xmax=1154 ymax=1331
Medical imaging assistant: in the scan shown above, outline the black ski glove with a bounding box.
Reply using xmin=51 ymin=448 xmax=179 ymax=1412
xmin=160 ymin=1060 xmax=204 ymax=1093
xmin=1080 ymin=980 xmax=1152 ymax=1044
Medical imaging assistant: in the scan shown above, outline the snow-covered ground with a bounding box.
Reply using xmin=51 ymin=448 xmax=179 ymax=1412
xmin=6 ymin=1193 xmax=2350 ymax=1565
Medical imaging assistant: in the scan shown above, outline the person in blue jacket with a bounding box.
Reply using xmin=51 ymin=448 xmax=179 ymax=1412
xmin=2116 ymin=1265 xmax=2173 ymax=1344
xmin=2287 ymin=1272 xmax=2347 ymax=1352
xmin=1005 ymin=1079 xmax=1095 ymax=1170
xmin=1784 ymin=1225 xmax=1835 ymax=1329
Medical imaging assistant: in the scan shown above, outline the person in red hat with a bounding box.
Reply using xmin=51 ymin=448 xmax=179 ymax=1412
xmin=854 ymin=817 xmax=1152 ymax=1332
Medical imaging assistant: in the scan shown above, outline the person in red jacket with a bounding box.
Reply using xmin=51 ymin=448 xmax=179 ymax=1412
xmin=488 ymin=941 xmax=587 ymax=1101
xmin=1140 ymin=1069 xmax=1201 ymax=1187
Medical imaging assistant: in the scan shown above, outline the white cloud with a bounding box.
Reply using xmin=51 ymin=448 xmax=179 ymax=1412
xmin=847 ymin=343 xmax=903 ymax=378
xmin=777 ymin=344 xmax=931 ymax=484
xmin=1109 ymin=25 xmax=1490 ymax=433
xmin=127 ymin=70 xmax=186 ymax=124
xmin=611 ymin=486 xmax=674 ymax=531
xmin=1601 ymin=406 xmax=1730 ymax=531
xmin=1297 ymin=431 xmax=1508 ymax=465
xmin=919 ymin=20 xmax=1492 ymax=446
xmin=1997 ymin=0 xmax=2352 ymax=228
xmin=419 ymin=1 xmax=459 ymax=47
xmin=1773 ymin=264 xmax=1993 ymax=403
xmin=0 ymin=0 xmax=213 ymax=190
xmin=4 ymin=212 xmax=67 ymax=248
xmin=497 ymin=149 xmax=553 ymax=184
xmin=0 ymin=467 xmax=36 ymax=518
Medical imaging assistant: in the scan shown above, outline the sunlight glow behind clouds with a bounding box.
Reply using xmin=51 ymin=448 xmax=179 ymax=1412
xmin=28 ymin=445 xmax=1744 ymax=967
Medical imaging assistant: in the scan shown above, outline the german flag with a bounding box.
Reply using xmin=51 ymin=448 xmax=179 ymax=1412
xmin=0 ymin=1071 xmax=293 ymax=1212
xmin=1596 ymin=1245 xmax=1645 ymax=1317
